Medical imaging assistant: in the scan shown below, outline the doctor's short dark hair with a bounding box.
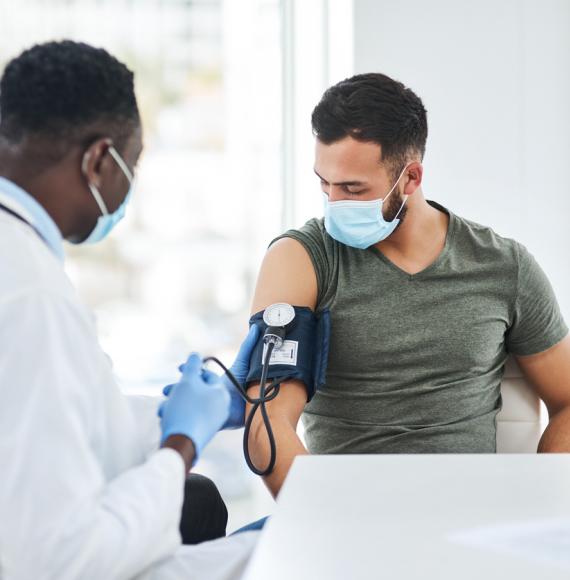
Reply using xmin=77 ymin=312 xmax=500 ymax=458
xmin=311 ymin=72 xmax=428 ymax=176
xmin=0 ymin=40 xmax=140 ymax=149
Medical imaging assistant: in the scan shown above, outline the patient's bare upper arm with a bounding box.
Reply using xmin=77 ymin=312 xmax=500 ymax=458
xmin=249 ymin=237 xmax=318 ymax=417
xmin=251 ymin=237 xmax=318 ymax=314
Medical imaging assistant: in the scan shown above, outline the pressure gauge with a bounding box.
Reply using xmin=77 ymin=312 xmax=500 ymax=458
xmin=263 ymin=303 xmax=296 ymax=328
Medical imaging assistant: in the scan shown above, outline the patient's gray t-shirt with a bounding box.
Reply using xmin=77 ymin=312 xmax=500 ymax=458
xmin=274 ymin=201 xmax=568 ymax=454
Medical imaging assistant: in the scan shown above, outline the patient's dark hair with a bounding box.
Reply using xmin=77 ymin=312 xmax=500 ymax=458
xmin=311 ymin=73 xmax=428 ymax=175
xmin=0 ymin=40 xmax=140 ymax=150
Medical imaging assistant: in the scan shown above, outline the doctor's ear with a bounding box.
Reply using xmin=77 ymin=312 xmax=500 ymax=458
xmin=403 ymin=162 xmax=423 ymax=196
xmin=81 ymin=138 xmax=113 ymax=187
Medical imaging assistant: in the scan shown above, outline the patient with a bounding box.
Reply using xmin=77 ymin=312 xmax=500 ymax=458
xmin=245 ymin=72 xmax=570 ymax=498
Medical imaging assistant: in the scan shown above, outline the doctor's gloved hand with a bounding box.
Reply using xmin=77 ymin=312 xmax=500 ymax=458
xmin=222 ymin=324 xmax=260 ymax=429
xmin=158 ymin=353 xmax=230 ymax=460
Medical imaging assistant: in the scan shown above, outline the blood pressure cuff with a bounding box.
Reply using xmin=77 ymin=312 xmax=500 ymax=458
xmin=246 ymin=307 xmax=331 ymax=401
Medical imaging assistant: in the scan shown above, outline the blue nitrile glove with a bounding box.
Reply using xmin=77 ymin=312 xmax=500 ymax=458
xmin=222 ymin=324 xmax=259 ymax=429
xmin=169 ymin=326 xmax=260 ymax=430
xmin=196 ymin=325 xmax=260 ymax=429
xmin=158 ymin=353 xmax=230 ymax=459
xmin=221 ymin=324 xmax=260 ymax=429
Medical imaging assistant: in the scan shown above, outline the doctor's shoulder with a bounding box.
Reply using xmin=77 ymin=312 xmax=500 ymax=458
xmin=0 ymin=241 xmax=99 ymax=345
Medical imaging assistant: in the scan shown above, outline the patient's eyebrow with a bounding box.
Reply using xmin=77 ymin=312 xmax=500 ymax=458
xmin=313 ymin=169 xmax=366 ymax=187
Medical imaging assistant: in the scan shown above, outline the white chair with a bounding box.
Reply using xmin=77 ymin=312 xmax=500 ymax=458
xmin=496 ymin=356 xmax=543 ymax=453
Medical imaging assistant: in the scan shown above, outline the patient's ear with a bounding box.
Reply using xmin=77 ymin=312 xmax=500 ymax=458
xmin=403 ymin=162 xmax=423 ymax=196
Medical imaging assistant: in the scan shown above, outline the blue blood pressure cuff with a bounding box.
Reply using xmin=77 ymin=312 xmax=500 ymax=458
xmin=246 ymin=307 xmax=331 ymax=401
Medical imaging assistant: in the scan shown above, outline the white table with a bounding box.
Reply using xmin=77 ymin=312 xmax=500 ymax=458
xmin=244 ymin=455 xmax=570 ymax=579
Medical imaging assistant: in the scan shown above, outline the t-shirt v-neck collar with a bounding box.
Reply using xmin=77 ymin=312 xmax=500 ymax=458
xmin=368 ymin=200 xmax=457 ymax=280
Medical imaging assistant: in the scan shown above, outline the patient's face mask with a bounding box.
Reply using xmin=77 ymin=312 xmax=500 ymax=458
xmin=323 ymin=164 xmax=410 ymax=249
xmin=80 ymin=146 xmax=135 ymax=245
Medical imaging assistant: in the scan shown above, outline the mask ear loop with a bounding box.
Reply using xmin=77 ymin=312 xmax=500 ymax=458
xmin=382 ymin=163 xmax=412 ymax=202
xmin=383 ymin=163 xmax=412 ymax=222
xmin=82 ymin=151 xmax=109 ymax=217
xmin=108 ymin=146 xmax=134 ymax=184
xmin=392 ymin=193 xmax=408 ymax=221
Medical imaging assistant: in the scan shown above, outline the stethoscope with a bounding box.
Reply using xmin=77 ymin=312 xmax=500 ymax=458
xmin=204 ymin=303 xmax=297 ymax=476
xmin=0 ymin=200 xmax=46 ymax=244
xmin=0 ymin=198 xmax=296 ymax=475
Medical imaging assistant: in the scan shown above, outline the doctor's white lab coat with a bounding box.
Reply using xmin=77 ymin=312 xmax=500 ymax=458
xmin=0 ymin=198 xmax=257 ymax=579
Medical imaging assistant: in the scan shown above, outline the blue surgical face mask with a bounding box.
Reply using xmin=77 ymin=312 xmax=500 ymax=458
xmin=323 ymin=164 xmax=410 ymax=249
xmin=79 ymin=146 xmax=135 ymax=245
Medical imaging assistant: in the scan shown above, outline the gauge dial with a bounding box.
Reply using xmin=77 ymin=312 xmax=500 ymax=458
xmin=263 ymin=303 xmax=296 ymax=327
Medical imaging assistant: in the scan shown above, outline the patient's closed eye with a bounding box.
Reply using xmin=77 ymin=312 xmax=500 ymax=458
xmin=344 ymin=186 xmax=366 ymax=195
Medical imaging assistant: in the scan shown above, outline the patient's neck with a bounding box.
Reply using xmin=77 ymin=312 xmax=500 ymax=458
xmin=375 ymin=191 xmax=449 ymax=275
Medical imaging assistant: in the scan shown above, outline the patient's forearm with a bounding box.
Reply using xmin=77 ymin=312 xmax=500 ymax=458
xmin=538 ymin=405 xmax=570 ymax=452
xmin=248 ymin=413 xmax=308 ymax=497
xmin=245 ymin=379 xmax=309 ymax=497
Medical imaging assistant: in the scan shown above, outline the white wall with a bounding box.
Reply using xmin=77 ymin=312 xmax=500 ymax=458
xmin=354 ymin=0 xmax=570 ymax=320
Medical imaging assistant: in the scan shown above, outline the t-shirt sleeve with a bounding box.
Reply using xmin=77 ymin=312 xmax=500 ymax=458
xmin=271 ymin=218 xmax=333 ymax=306
xmin=506 ymin=243 xmax=568 ymax=356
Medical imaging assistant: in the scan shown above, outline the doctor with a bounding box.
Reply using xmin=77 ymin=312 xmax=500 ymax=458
xmin=0 ymin=41 xmax=259 ymax=579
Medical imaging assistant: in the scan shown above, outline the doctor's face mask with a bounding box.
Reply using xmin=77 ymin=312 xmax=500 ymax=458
xmin=79 ymin=146 xmax=135 ymax=245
